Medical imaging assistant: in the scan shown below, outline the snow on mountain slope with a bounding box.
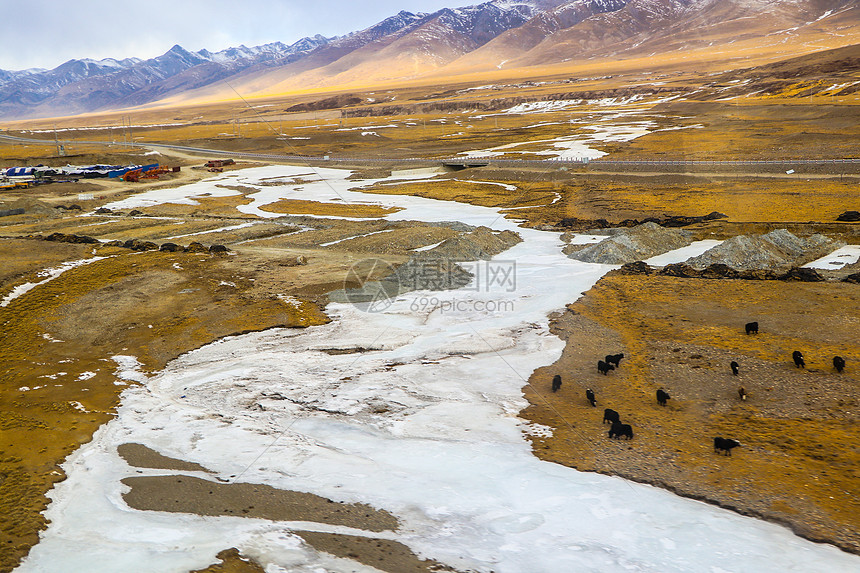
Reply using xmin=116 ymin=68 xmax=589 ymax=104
xmin=1 ymin=0 xmax=857 ymax=118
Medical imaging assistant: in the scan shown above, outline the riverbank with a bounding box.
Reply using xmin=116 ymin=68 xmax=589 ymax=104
xmin=522 ymin=271 xmax=860 ymax=554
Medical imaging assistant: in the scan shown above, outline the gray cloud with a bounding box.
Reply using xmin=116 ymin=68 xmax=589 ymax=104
xmin=0 ymin=0 xmax=462 ymax=70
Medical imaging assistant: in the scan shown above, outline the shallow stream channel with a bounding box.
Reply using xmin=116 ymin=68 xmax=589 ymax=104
xmin=19 ymin=166 xmax=859 ymax=572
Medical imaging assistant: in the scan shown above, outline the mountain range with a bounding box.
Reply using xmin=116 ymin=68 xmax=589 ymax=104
xmin=0 ymin=0 xmax=857 ymax=119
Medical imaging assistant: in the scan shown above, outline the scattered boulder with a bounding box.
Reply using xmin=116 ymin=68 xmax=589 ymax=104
xmin=127 ymin=209 xmax=144 ymax=217
xmin=159 ymin=242 xmax=182 ymax=252
xmin=698 ymin=263 xmax=739 ymax=279
xmin=662 ymin=211 xmax=728 ymax=227
xmin=280 ymin=255 xmax=308 ymax=266
xmin=660 ymin=263 xmax=702 ymax=278
xmin=95 ymin=207 xmax=112 ymax=214
xmin=558 ymin=217 xmax=611 ymax=231
xmin=569 ymin=222 xmax=692 ymax=264
xmin=209 ymin=244 xmax=229 ymax=254
xmin=836 ymin=211 xmax=860 ymax=222
xmin=618 ymin=261 xmax=654 ymax=275
xmin=44 ymin=232 xmax=99 ymax=244
xmin=558 ymin=212 xmax=727 ymax=230
xmin=185 ymin=241 xmax=208 ymax=253
xmin=656 ymin=263 xmax=779 ymax=280
xmin=843 ymin=272 xmax=860 ymax=284
xmin=778 ymin=267 xmax=825 ymax=282
xmin=123 ymin=239 xmax=158 ymax=251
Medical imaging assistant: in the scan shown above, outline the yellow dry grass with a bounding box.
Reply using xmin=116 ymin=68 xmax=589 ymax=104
xmin=258 ymin=198 xmax=401 ymax=218
xmin=523 ymin=273 xmax=860 ymax=552
xmin=0 ymin=240 xmax=328 ymax=572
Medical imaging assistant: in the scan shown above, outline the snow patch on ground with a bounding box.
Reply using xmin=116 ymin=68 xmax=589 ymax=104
xmin=802 ymin=245 xmax=860 ymax=269
xmin=645 ymin=240 xmax=724 ymax=267
xmin=1 ymin=257 xmax=107 ymax=307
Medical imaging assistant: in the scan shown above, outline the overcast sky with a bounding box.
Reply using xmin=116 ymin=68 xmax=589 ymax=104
xmin=0 ymin=0 xmax=464 ymax=71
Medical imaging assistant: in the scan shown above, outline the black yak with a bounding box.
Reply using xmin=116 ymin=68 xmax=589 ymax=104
xmin=656 ymin=388 xmax=670 ymax=407
xmin=586 ymin=388 xmax=596 ymax=407
xmin=552 ymin=374 xmax=562 ymax=392
xmin=609 ymin=421 xmax=633 ymax=440
xmin=792 ymin=350 xmax=805 ymax=368
xmin=730 ymin=360 xmax=739 ymax=376
xmin=603 ymin=408 xmax=620 ymax=425
xmin=833 ymin=356 xmax=846 ymax=373
xmin=738 ymin=387 xmax=747 ymax=401
xmin=605 ymin=353 xmax=624 ymax=368
xmin=745 ymin=321 xmax=758 ymax=335
xmin=714 ymin=437 xmax=741 ymax=455
xmin=597 ymin=360 xmax=615 ymax=375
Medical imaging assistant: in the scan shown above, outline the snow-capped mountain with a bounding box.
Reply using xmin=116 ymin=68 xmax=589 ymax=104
xmin=0 ymin=0 xmax=857 ymax=119
xmin=0 ymin=36 xmax=332 ymax=118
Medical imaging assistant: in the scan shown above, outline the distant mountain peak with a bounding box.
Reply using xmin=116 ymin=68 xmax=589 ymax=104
xmin=0 ymin=0 xmax=856 ymax=119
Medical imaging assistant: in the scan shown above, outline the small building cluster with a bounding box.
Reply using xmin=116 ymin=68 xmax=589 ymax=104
xmin=0 ymin=163 xmax=179 ymax=189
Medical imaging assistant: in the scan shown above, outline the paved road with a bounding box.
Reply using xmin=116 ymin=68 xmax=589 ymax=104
xmin=2 ymin=132 xmax=858 ymax=172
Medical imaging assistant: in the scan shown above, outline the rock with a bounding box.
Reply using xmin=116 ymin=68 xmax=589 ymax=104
xmin=422 ymin=226 xmax=522 ymax=261
xmin=558 ymin=212 xmax=727 ymax=230
xmin=659 ymin=263 xmax=701 ymax=278
xmin=45 ymin=232 xmax=99 ymax=244
xmin=699 ymin=264 xmax=739 ymax=279
xmin=618 ymin=261 xmax=654 ymax=275
xmin=836 ymin=211 xmax=860 ymax=222
xmin=127 ymin=209 xmax=144 ymax=217
xmin=778 ymin=268 xmax=825 ymax=282
xmin=569 ymin=222 xmax=692 ymax=265
xmin=185 ymin=241 xmax=208 ymax=253
xmin=159 ymin=242 xmax=182 ymax=252
xmin=842 ymin=272 xmax=860 ymax=284
xmin=95 ymin=207 xmax=112 ymax=214
xmin=209 ymin=244 xmax=229 ymax=254
xmin=279 ymin=255 xmax=308 ymax=267
xmin=122 ymin=239 xmax=158 ymax=251
xmin=558 ymin=217 xmax=611 ymax=230
xmin=685 ymin=229 xmax=840 ymax=271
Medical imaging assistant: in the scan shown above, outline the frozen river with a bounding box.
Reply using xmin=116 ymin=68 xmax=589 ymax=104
xmin=18 ymin=166 xmax=859 ymax=572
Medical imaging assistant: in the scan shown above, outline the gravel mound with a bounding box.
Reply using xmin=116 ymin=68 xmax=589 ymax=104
xmin=329 ymin=226 xmax=522 ymax=307
xmin=567 ymin=222 xmax=692 ymax=264
xmin=685 ymin=230 xmax=839 ymax=271
xmin=424 ymin=226 xmax=522 ymax=261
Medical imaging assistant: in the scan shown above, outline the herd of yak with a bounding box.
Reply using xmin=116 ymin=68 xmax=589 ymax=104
xmin=551 ymin=321 xmax=848 ymax=457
